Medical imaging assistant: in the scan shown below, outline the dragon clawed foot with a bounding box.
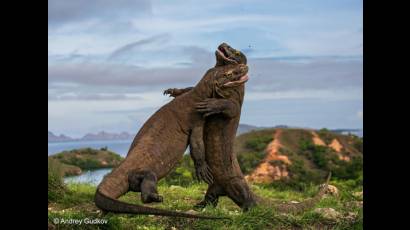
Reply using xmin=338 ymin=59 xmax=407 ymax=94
xmin=163 ymin=88 xmax=178 ymax=97
xmin=195 ymin=99 xmax=223 ymax=117
xmin=195 ymin=163 xmax=214 ymax=184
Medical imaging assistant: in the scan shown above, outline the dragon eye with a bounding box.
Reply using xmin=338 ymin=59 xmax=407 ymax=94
xmin=235 ymin=50 xmax=241 ymax=55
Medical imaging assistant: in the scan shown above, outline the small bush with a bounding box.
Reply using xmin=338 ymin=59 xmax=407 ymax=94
xmin=163 ymin=154 xmax=195 ymax=186
xmin=299 ymin=140 xmax=363 ymax=181
xmin=274 ymin=159 xmax=325 ymax=191
xmin=318 ymin=128 xmax=334 ymax=145
xmin=245 ymin=135 xmax=273 ymax=152
xmin=352 ymin=136 xmax=363 ymax=153
xmin=238 ymin=151 xmax=267 ymax=174
xmin=100 ymin=146 xmax=108 ymax=151
xmin=236 ymin=134 xmax=273 ymax=174
xmin=48 ymin=158 xmax=67 ymax=202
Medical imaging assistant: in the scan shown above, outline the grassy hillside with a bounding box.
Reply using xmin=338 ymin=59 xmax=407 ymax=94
xmin=235 ymin=128 xmax=363 ymax=189
xmin=48 ymin=128 xmax=363 ymax=229
xmin=234 ymin=128 xmax=276 ymax=174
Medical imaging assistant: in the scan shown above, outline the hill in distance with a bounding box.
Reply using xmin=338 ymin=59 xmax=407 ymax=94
xmin=234 ymin=128 xmax=363 ymax=186
xmin=48 ymin=124 xmax=265 ymax=142
xmin=48 ymin=147 xmax=124 ymax=176
xmin=48 ymin=131 xmax=135 ymax=142
xmin=48 ymin=131 xmax=74 ymax=142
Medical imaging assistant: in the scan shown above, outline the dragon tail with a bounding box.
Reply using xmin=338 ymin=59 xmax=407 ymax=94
xmin=94 ymin=190 xmax=229 ymax=220
xmin=275 ymin=172 xmax=332 ymax=214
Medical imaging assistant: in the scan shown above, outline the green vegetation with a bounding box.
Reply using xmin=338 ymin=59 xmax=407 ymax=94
xmin=48 ymin=180 xmax=362 ymax=230
xmin=299 ymin=140 xmax=363 ymax=181
xmin=48 ymin=128 xmax=363 ymax=229
xmin=237 ymin=151 xmax=267 ymax=174
xmin=48 ymin=158 xmax=67 ymax=202
xmin=235 ymin=129 xmax=274 ymax=174
xmin=234 ymin=128 xmax=363 ymax=192
xmin=350 ymin=135 xmax=363 ymax=153
xmin=317 ymin=128 xmax=334 ymax=145
xmin=244 ymin=135 xmax=273 ymax=152
xmin=49 ymin=148 xmax=124 ymax=174
xmin=161 ymin=154 xmax=196 ymax=186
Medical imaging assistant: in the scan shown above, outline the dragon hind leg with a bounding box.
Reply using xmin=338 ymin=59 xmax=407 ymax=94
xmin=128 ymin=170 xmax=163 ymax=203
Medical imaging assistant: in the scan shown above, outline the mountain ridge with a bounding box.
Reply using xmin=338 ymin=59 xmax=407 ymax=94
xmin=48 ymin=125 xmax=363 ymax=142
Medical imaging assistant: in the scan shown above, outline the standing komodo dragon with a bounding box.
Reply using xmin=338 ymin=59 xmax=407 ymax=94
xmin=94 ymin=62 xmax=249 ymax=219
xmin=166 ymin=42 xmax=331 ymax=213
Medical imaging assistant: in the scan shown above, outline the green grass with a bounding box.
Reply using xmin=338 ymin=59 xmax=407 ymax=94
xmin=48 ymin=158 xmax=67 ymax=202
xmin=48 ymin=180 xmax=362 ymax=230
xmin=48 ymin=129 xmax=363 ymax=229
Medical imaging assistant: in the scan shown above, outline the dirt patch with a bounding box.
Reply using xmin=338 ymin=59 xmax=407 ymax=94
xmin=329 ymin=139 xmax=350 ymax=161
xmin=312 ymin=133 xmax=350 ymax=161
xmin=245 ymin=129 xmax=291 ymax=183
xmin=329 ymin=139 xmax=343 ymax=152
xmin=311 ymin=131 xmax=326 ymax=146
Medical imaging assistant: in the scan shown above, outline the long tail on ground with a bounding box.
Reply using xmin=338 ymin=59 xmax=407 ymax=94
xmin=94 ymin=190 xmax=229 ymax=220
xmin=275 ymin=172 xmax=332 ymax=214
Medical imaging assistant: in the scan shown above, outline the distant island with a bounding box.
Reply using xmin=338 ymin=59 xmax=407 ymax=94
xmin=48 ymin=124 xmax=362 ymax=142
xmin=48 ymin=147 xmax=124 ymax=176
xmin=48 ymin=131 xmax=135 ymax=142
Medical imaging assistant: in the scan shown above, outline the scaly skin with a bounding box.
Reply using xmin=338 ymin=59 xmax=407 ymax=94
xmin=195 ymin=88 xmax=331 ymax=212
xmin=168 ymin=43 xmax=331 ymax=212
xmin=95 ymin=62 xmax=248 ymax=219
xmin=196 ymin=81 xmax=259 ymax=210
xmin=166 ymin=43 xmax=257 ymax=210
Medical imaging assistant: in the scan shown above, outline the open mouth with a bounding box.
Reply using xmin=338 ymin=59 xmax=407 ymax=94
xmin=223 ymin=74 xmax=249 ymax=87
xmin=216 ymin=47 xmax=238 ymax=64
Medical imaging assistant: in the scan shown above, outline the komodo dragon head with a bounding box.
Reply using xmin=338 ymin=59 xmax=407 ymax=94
xmin=215 ymin=42 xmax=247 ymax=66
xmin=212 ymin=64 xmax=249 ymax=98
xmin=195 ymin=63 xmax=248 ymax=99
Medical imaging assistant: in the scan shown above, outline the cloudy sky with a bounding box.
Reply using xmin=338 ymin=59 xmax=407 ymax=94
xmin=48 ymin=0 xmax=363 ymax=137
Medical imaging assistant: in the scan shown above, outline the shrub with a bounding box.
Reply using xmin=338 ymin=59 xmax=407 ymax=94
xmin=163 ymin=154 xmax=195 ymax=186
xmin=48 ymin=158 xmax=67 ymax=202
xmin=100 ymin=146 xmax=108 ymax=151
xmin=274 ymin=159 xmax=324 ymax=191
xmin=236 ymin=134 xmax=273 ymax=174
xmin=317 ymin=128 xmax=334 ymax=145
xmin=299 ymin=140 xmax=363 ymax=181
xmin=237 ymin=151 xmax=266 ymax=174
xmin=352 ymin=136 xmax=363 ymax=153
xmin=245 ymin=135 xmax=273 ymax=152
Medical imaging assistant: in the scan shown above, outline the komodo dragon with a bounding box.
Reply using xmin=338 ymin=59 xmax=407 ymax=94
xmin=94 ymin=62 xmax=249 ymax=219
xmin=166 ymin=42 xmax=331 ymax=213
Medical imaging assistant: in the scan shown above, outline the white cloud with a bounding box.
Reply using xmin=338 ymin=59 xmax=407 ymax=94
xmin=246 ymin=88 xmax=362 ymax=101
xmin=48 ymin=0 xmax=363 ymax=134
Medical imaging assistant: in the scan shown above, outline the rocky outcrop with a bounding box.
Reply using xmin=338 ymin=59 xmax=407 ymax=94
xmin=245 ymin=129 xmax=291 ymax=183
